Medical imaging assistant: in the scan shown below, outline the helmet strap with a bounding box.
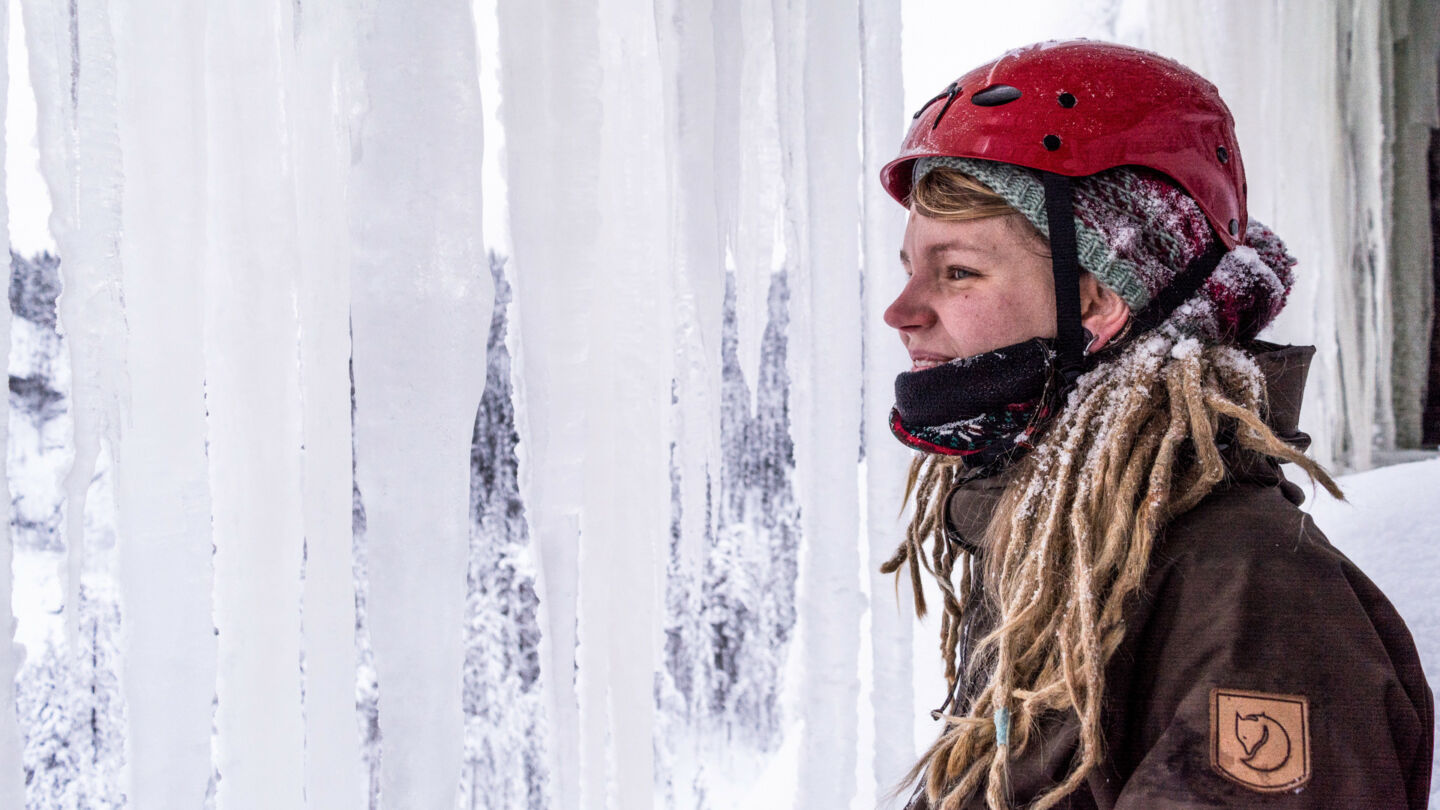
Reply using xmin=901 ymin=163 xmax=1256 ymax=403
xmin=1040 ymin=173 xmax=1087 ymax=386
xmin=1129 ymin=239 xmax=1227 ymax=334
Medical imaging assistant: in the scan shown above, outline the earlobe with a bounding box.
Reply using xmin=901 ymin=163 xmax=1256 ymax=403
xmin=1079 ymin=275 xmax=1132 ymax=353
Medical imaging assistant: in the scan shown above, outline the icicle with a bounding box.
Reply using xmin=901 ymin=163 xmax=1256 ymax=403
xmin=732 ymin=0 xmax=784 ymax=408
xmin=0 ymin=0 xmax=28 ymax=801
xmin=21 ymin=0 xmax=127 ymax=660
xmin=108 ymin=1 xmax=217 ymax=807
xmin=651 ymin=0 xmax=724 ymax=797
xmin=283 ymin=3 xmax=366 ymax=807
xmin=859 ymin=0 xmax=914 ymax=800
xmin=349 ymin=0 xmax=490 ymax=806
xmin=203 ymin=0 xmax=307 ymax=806
xmin=495 ymin=1 xmax=598 ymax=806
xmin=774 ymin=0 xmax=866 ymax=806
xmin=573 ymin=3 xmax=671 ymax=806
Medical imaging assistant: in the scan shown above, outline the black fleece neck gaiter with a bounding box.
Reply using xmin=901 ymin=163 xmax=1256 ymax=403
xmin=889 ymin=338 xmax=1058 ymax=476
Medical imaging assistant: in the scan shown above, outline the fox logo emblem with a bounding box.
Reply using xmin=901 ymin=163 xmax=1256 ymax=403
xmin=1211 ymin=688 xmax=1310 ymax=793
xmin=1234 ymin=711 xmax=1291 ymax=772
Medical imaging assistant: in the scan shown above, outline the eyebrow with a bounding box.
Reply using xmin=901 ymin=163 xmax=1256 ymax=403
xmin=899 ymin=241 xmax=975 ymax=264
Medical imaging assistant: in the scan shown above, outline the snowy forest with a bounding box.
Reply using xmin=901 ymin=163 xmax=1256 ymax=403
xmin=0 ymin=0 xmax=1434 ymax=809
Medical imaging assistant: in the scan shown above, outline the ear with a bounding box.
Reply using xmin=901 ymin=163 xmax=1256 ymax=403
xmin=1078 ymin=273 xmax=1130 ymax=352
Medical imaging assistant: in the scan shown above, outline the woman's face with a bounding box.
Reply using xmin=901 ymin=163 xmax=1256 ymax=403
xmin=885 ymin=211 xmax=1057 ymax=370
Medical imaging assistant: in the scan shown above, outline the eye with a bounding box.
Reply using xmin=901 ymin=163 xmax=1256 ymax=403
xmin=946 ymin=266 xmax=975 ymax=280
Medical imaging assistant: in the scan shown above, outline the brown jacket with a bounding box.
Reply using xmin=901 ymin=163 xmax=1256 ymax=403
xmin=911 ymin=345 xmax=1434 ymax=809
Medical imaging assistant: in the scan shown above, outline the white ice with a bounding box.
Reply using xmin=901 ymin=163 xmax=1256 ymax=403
xmin=109 ymin=1 xmax=216 ymax=807
xmin=0 ymin=0 xmax=23 ymax=801
xmin=349 ymin=0 xmax=491 ymax=806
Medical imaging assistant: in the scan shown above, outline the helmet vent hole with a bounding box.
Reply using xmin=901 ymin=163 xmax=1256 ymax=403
xmin=1217 ymin=146 xmax=1230 ymax=163
xmin=971 ymin=84 xmax=1022 ymax=107
xmin=1043 ymin=134 xmax=1062 ymax=151
xmin=1057 ymin=92 xmax=1077 ymax=108
xmin=1228 ymin=219 xmax=1239 ymax=236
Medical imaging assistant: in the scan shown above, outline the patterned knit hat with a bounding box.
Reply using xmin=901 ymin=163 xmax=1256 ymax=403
xmin=913 ymin=156 xmax=1295 ymax=343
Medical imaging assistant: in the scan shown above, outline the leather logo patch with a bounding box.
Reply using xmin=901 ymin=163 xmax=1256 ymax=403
xmin=1210 ymin=688 xmax=1311 ymax=793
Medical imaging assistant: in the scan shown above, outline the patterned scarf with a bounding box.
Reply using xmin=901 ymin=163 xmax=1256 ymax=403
xmin=889 ymin=338 xmax=1058 ymax=476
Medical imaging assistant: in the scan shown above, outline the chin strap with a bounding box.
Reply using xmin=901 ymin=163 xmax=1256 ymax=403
xmin=1040 ymin=173 xmax=1087 ymax=387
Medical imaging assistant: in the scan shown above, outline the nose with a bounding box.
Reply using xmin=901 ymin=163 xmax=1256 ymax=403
xmin=884 ymin=273 xmax=935 ymax=332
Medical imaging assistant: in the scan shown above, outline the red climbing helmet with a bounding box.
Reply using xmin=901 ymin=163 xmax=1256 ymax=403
xmin=880 ymin=40 xmax=1247 ymax=248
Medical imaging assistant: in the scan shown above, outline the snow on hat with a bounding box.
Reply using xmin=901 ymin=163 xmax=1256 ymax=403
xmin=912 ymin=156 xmax=1295 ymax=342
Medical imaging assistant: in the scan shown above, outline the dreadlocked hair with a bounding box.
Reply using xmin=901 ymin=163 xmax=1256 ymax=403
xmin=882 ymin=328 xmax=1341 ymax=810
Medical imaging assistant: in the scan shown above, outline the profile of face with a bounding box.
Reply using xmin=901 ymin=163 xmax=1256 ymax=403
xmin=884 ymin=210 xmax=1128 ymax=370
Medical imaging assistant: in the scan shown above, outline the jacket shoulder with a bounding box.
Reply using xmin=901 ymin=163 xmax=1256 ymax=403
xmin=1106 ymin=480 xmax=1434 ymax=809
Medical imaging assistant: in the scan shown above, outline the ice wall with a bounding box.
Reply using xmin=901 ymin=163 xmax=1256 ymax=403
xmin=1121 ymin=0 xmax=1438 ymax=464
xmin=11 ymin=0 xmax=491 ymax=805
xmin=1125 ymin=2 xmax=1376 ymax=469
xmin=901 ymin=0 xmax=1438 ymax=469
xmin=497 ymin=1 xmax=911 ymax=807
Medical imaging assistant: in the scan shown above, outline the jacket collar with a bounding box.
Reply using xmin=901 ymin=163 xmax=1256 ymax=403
xmin=945 ymin=341 xmax=1315 ymax=551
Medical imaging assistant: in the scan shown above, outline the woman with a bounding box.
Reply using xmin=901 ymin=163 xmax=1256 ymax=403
xmin=880 ymin=41 xmax=1433 ymax=809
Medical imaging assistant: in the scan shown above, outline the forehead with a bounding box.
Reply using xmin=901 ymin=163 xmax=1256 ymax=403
xmin=900 ymin=212 xmax=1041 ymax=261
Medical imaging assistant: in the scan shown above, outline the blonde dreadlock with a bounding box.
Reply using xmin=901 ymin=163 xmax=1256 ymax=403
xmin=883 ymin=329 xmax=1341 ymax=810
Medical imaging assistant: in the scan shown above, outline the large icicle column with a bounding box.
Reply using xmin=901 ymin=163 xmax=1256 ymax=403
xmin=495 ymin=3 xmax=598 ymax=807
xmin=350 ymin=0 xmax=491 ymax=807
xmin=577 ymin=2 xmax=669 ymax=805
xmin=776 ymin=0 xmax=866 ymax=806
xmin=0 ymin=0 xmax=26 ymax=803
xmin=203 ymin=0 xmax=310 ymax=804
xmin=860 ymin=0 xmax=915 ymax=797
xmin=498 ymin=0 xmax=671 ymax=804
xmin=285 ymin=3 xmax=366 ymax=808
xmin=110 ymin=1 xmax=216 ymax=807
xmin=21 ymin=0 xmax=128 ymax=660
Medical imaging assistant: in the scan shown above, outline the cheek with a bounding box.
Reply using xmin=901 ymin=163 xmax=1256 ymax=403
xmin=936 ymin=283 xmax=1055 ymax=348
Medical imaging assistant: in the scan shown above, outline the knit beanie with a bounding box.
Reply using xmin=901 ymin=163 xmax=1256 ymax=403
xmin=913 ymin=156 xmax=1295 ymax=343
